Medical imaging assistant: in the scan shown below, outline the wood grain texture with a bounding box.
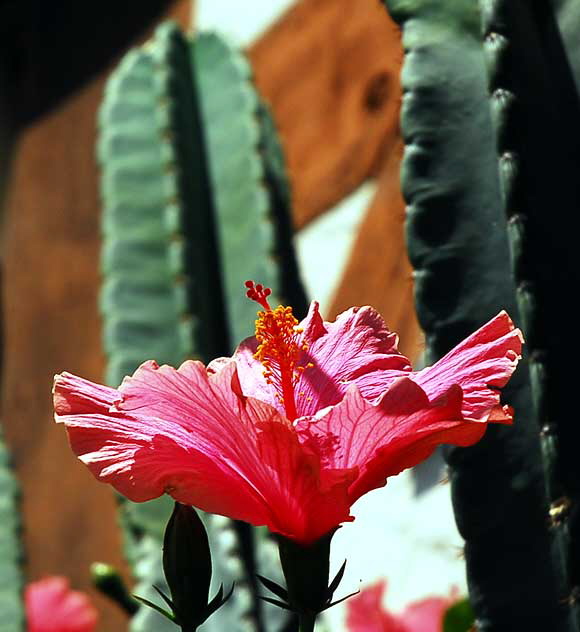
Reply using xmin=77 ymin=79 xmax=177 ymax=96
xmin=248 ymin=0 xmax=403 ymax=229
xmin=327 ymin=139 xmax=422 ymax=362
xmin=0 ymin=3 xmax=192 ymax=631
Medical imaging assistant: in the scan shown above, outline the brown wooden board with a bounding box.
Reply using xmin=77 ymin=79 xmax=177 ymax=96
xmin=248 ymin=0 xmax=404 ymax=230
xmin=327 ymin=139 xmax=422 ymax=362
xmin=1 ymin=4 xmax=191 ymax=631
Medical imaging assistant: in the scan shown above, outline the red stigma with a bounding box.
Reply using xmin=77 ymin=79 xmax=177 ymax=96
xmin=245 ymin=280 xmax=272 ymax=311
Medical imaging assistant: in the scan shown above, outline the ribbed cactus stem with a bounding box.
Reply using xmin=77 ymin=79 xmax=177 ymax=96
xmin=480 ymin=0 xmax=579 ymax=627
xmin=0 ymin=427 xmax=24 ymax=631
xmin=381 ymin=0 xmax=568 ymax=628
xmin=98 ymin=24 xmax=255 ymax=632
xmin=98 ymin=21 xmax=306 ymax=632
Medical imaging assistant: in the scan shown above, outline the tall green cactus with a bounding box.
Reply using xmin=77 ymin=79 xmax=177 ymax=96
xmin=99 ymin=23 xmax=239 ymax=631
xmin=479 ymin=0 xmax=580 ymax=628
xmin=380 ymin=0 xmax=570 ymax=629
xmin=98 ymin=21 xmax=305 ymax=632
xmin=0 ymin=428 xmax=24 ymax=632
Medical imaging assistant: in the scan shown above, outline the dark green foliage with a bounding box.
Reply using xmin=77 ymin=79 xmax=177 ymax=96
xmin=443 ymin=598 xmax=475 ymax=632
xmin=0 ymin=428 xmax=24 ymax=632
xmin=381 ymin=0 xmax=568 ymax=629
xmin=480 ymin=0 xmax=580 ymax=628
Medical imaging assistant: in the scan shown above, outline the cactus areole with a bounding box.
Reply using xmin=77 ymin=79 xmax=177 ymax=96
xmin=54 ymin=282 xmax=522 ymax=545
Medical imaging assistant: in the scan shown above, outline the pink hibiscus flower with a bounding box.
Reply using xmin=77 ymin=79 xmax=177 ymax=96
xmin=53 ymin=283 xmax=522 ymax=544
xmin=346 ymin=580 xmax=456 ymax=632
xmin=25 ymin=576 xmax=98 ymax=632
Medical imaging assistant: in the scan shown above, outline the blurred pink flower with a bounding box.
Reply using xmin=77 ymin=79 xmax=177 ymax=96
xmin=347 ymin=580 xmax=456 ymax=632
xmin=25 ymin=576 xmax=98 ymax=632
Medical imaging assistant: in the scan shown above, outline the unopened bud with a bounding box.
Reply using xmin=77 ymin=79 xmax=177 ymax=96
xmin=163 ymin=502 xmax=213 ymax=628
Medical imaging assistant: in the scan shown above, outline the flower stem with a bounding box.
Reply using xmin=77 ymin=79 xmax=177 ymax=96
xmin=298 ymin=611 xmax=316 ymax=632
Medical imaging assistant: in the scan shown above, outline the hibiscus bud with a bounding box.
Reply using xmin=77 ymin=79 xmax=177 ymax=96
xmin=91 ymin=562 xmax=138 ymax=615
xmin=163 ymin=502 xmax=213 ymax=628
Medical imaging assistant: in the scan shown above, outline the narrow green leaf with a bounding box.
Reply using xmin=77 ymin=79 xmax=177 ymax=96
xmin=133 ymin=594 xmax=177 ymax=624
xmin=255 ymin=574 xmax=288 ymax=601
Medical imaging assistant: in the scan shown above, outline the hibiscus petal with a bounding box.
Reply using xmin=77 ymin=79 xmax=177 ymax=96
xmin=25 ymin=577 xmax=98 ymax=632
xmin=296 ymin=378 xmax=487 ymax=503
xmin=412 ymin=311 xmax=523 ymax=421
xmin=402 ymin=597 xmax=451 ymax=632
xmin=235 ymin=302 xmax=412 ymax=417
xmin=346 ymin=580 xmax=408 ymax=632
xmin=54 ymin=362 xmax=354 ymax=543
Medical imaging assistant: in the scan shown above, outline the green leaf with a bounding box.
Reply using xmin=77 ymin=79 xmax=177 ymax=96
xmin=382 ymin=0 xmax=567 ymax=628
xmin=443 ymin=599 xmax=475 ymax=632
xmin=0 ymin=427 xmax=24 ymax=631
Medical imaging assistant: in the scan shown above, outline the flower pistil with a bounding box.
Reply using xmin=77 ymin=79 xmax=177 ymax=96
xmin=245 ymin=281 xmax=312 ymax=421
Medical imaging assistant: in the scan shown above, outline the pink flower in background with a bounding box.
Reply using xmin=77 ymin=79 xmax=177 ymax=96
xmin=54 ymin=282 xmax=522 ymax=544
xmin=26 ymin=577 xmax=97 ymax=632
xmin=346 ymin=580 xmax=456 ymax=632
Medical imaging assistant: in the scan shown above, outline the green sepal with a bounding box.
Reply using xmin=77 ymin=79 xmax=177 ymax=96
xmin=259 ymin=596 xmax=294 ymax=612
xmin=204 ymin=583 xmax=235 ymax=621
xmin=256 ymin=574 xmax=289 ymax=601
xmin=133 ymin=593 xmax=177 ymax=624
xmin=325 ymin=560 xmax=347 ymax=600
xmin=274 ymin=531 xmax=347 ymax=618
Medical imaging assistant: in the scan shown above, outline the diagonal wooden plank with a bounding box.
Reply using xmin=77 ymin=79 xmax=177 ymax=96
xmin=327 ymin=139 xmax=422 ymax=362
xmin=248 ymin=0 xmax=403 ymax=229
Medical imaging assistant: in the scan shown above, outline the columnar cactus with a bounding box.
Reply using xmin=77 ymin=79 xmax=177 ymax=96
xmin=380 ymin=0 xmax=574 ymax=629
xmin=98 ymin=21 xmax=305 ymax=632
xmin=480 ymin=0 xmax=580 ymax=628
xmin=0 ymin=429 xmax=24 ymax=632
